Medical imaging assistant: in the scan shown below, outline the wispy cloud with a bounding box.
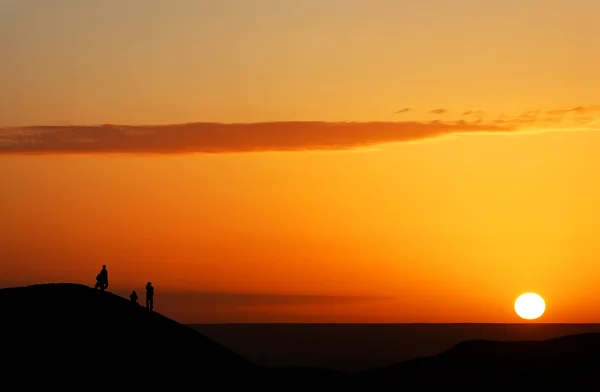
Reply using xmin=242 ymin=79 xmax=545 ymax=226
xmin=152 ymin=291 xmax=392 ymax=307
xmin=0 ymin=121 xmax=514 ymax=155
xmin=462 ymin=108 xmax=485 ymax=116
xmin=547 ymin=105 xmax=600 ymax=115
xmin=109 ymin=290 xmax=393 ymax=323
xmin=141 ymin=291 xmax=395 ymax=323
xmin=394 ymin=107 xmax=413 ymax=114
xmin=2 ymin=104 xmax=598 ymax=155
xmin=429 ymin=108 xmax=448 ymax=114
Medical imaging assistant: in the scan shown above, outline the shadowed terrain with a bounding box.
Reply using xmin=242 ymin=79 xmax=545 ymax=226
xmin=357 ymin=333 xmax=600 ymax=384
xmin=0 ymin=284 xmax=358 ymax=388
xmin=2 ymin=283 xmax=600 ymax=386
xmin=193 ymin=322 xmax=600 ymax=372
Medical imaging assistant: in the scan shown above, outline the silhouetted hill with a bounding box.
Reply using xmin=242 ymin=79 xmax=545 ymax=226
xmin=0 ymin=284 xmax=361 ymax=388
xmin=357 ymin=333 xmax=600 ymax=384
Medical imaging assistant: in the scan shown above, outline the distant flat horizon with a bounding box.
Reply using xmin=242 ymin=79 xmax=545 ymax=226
xmin=189 ymin=322 xmax=600 ymax=325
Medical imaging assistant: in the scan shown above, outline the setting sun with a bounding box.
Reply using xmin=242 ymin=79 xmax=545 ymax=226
xmin=514 ymin=293 xmax=546 ymax=320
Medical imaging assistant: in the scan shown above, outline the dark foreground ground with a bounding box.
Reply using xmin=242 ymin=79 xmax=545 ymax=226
xmin=2 ymin=283 xmax=600 ymax=387
xmin=192 ymin=322 xmax=600 ymax=372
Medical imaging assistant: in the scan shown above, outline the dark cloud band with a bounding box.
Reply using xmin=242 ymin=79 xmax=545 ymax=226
xmin=0 ymin=121 xmax=514 ymax=155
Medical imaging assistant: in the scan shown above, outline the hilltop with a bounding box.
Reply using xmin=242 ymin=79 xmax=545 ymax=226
xmin=0 ymin=283 xmax=357 ymax=388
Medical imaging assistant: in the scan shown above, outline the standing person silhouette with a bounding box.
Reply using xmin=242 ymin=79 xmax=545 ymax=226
xmin=145 ymin=282 xmax=154 ymax=311
xmin=99 ymin=265 xmax=109 ymax=290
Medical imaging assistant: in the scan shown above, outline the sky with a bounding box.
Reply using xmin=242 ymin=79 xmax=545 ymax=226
xmin=2 ymin=0 xmax=600 ymax=323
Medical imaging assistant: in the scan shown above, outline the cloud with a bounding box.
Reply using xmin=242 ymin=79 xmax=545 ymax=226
xmin=462 ymin=108 xmax=485 ymax=116
xmin=150 ymin=291 xmax=392 ymax=307
xmin=134 ymin=291 xmax=394 ymax=323
xmin=546 ymin=105 xmax=600 ymax=115
xmin=4 ymin=104 xmax=598 ymax=156
xmin=111 ymin=289 xmax=394 ymax=322
xmin=429 ymin=108 xmax=448 ymax=114
xmin=0 ymin=121 xmax=515 ymax=155
xmin=513 ymin=109 xmax=541 ymax=124
xmin=574 ymin=117 xmax=595 ymax=125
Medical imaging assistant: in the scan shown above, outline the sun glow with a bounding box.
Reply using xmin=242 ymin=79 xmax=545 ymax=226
xmin=514 ymin=293 xmax=546 ymax=320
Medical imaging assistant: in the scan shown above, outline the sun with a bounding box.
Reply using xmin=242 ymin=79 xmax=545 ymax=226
xmin=514 ymin=293 xmax=546 ymax=320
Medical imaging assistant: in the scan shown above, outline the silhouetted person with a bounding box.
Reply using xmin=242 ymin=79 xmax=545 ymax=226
xmin=99 ymin=265 xmax=109 ymax=290
xmin=130 ymin=290 xmax=138 ymax=304
xmin=145 ymin=282 xmax=154 ymax=311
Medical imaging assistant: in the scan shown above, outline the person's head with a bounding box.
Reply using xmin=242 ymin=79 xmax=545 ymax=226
xmin=147 ymin=282 xmax=152 ymax=286
xmin=102 ymin=265 xmax=106 ymax=269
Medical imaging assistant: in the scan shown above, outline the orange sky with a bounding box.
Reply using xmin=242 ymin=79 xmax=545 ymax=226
xmin=1 ymin=1 xmax=600 ymax=323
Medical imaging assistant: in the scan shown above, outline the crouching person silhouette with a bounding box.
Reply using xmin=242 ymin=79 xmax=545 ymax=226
xmin=130 ymin=290 xmax=138 ymax=304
